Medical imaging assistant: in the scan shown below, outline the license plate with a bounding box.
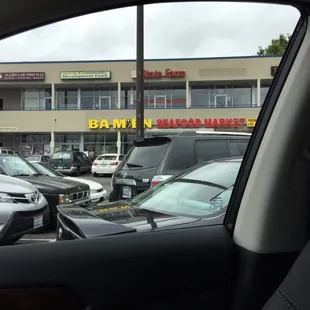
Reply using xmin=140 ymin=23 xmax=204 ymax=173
xmin=101 ymin=164 xmax=107 ymax=167
xmin=122 ymin=186 xmax=132 ymax=199
xmin=57 ymin=166 xmax=64 ymax=169
xmin=33 ymin=215 xmax=43 ymax=229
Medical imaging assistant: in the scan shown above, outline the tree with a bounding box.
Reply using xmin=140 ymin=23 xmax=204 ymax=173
xmin=257 ymin=33 xmax=292 ymax=56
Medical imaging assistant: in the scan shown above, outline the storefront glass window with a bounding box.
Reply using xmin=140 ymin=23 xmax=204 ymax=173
xmin=21 ymin=134 xmax=51 ymax=156
xmin=191 ymin=85 xmax=252 ymax=108
xmin=22 ymin=88 xmax=52 ymax=110
xmin=130 ymin=85 xmax=186 ymax=109
xmin=121 ymin=87 xmax=131 ymax=109
xmin=81 ymin=87 xmax=117 ymax=110
xmin=56 ymin=88 xmax=78 ymax=110
xmin=260 ymin=86 xmax=270 ymax=106
xmin=84 ymin=133 xmax=117 ymax=157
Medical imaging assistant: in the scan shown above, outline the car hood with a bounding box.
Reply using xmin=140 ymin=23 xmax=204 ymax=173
xmin=17 ymin=176 xmax=89 ymax=194
xmin=0 ymin=174 xmax=36 ymax=193
xmin=63 ymin=176 xmax=102 ymax=191
xmin=57 ymin=201 xmax=200 ymax=239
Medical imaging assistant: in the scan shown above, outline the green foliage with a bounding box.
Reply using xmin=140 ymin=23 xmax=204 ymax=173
xmin=257 ymin=33 xmax=291 ymax=56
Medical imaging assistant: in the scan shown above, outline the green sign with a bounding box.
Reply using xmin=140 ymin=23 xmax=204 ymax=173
xmin=60 ymin=71 xmax=111 ymax=80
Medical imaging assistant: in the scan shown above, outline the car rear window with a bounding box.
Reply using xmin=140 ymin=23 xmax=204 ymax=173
xmin=121 ymin=142 xmax=169 ymax=170
xmin=25 ymin=156 xmax=40 ymax=161
xmin=98 ymin=155 xmax=117 ymax=161
xmin=51 ymin=152 xmax=71 ymax=160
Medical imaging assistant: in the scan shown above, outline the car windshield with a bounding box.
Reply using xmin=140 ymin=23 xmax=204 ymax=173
xmin=31 ymin=162 xmax=64 ymax=177
xmin=0 ymin=156 xmax=40 ymax=176
xmin=130 ymin=160 xmax=241 ymax=219
xmin=25 ymin=156 xmax=41 ymax=161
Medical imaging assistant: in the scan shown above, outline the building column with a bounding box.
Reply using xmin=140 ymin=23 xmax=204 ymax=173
xmin=117 ymin=82 xmax=121 ymax=109
xmin=117 ymin=131 xmax=121 ymax=155
xmin=77 ymin=88 xmax=81 ymax=109
xmin=130 ymin=87 xmax=134 ymax=107
xmin=80 ymin=133 xmax=84 ymax=152
xmin=51 ymin=83 xmax=56 ymax=110
xmin=256 ymin=79 xmax=261 ymax=107
xmin=186 ymin=81 xmax=190 ymax=108
xmin=50 ymin=131 xmax=55 ymax=154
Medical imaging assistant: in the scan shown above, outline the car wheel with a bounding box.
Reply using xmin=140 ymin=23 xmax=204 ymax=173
xmin=93 ymin=173 xmax=98 ymax=177
xmin=74 ymin=167 xmax=80 ymax=176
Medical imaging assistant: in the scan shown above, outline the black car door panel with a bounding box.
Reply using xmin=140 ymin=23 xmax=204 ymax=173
xmin=0 ymin=225 xmax=233 ymax=310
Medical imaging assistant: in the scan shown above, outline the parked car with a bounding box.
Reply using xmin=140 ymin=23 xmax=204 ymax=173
xmin=0 ymin=174 xmax=49 ymax=245
xmin=29 ymin=161 xmax=108 ymax=203
xmin=0 ymin=154 xmax=91 ymax=226
xmin=109 ymin=131 xmax=250 ymax=202
xmin=24 ymin=155 xmax=50 ymax=163
xmin=49 ymin=151 xmax=92 ymax=176
xmin=56 ymin=157 xmax=241 ymax=241
xmin=91 ymin=153 xmax=125 ymax=177
xmin=0 ymin=148 xmax=19 ymax=155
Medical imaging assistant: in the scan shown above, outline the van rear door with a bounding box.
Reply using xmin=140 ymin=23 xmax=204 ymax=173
xmin=50 ymin=152 xmax=72 ymax=170
xmin=112 ymin=137 xmax=171 ymax=200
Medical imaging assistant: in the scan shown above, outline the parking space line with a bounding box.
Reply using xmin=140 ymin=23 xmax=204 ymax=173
xmin=20 ymin=238 xmax=53 ymax=242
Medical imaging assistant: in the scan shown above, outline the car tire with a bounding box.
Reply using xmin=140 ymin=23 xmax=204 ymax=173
xmin=93 ymin=173 xmax=98 ymax=177
xmin=74 ymin=167 xmax=80 ymax=176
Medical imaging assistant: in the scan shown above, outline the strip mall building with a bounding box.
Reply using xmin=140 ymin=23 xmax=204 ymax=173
xmin=0 ymin=56 xmax=280 ymax=156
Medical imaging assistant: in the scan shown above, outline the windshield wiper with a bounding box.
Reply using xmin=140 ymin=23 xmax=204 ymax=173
xmin=126 ymin=163 xmax=143 ymax=168
xmin=174 ymin=179 xmax=228 ymax=190
xmin=13 ymin=173 xmax=31 ymax=177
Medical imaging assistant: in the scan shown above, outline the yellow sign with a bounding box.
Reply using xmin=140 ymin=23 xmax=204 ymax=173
xmin=60 ymin=71 xmax=111 ymax=80
xmin=88 ymin=118 xmax=152 ymax=129
xmin=246 ymin=118 xmax=257 ymax=128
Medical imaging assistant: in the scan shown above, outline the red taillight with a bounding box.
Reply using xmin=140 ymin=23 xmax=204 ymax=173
xmin=151 ymin=180 xmax=161 ymax=187
xmin=48 ymin=161 xmax=51 ymax=166
xmin=92 ymin=162 xmax=98 ymax=166
xmin=70 ymin=161 xmax=75 ymax=167
xmin=109 ymin=162 xmax=118 ymax=166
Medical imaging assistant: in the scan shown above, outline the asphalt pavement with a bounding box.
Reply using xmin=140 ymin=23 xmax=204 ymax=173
xmin=17 ymin=173 xmax=112 ymax=246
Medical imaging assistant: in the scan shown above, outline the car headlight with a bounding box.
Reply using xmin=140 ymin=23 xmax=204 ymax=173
xmin=59 ymin=194 xmax=72 ymax=204
xmin=0 ymin=193 xmax=15 ymax=203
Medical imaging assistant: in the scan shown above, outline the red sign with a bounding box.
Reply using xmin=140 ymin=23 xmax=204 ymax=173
xmin=157 ymin=118 xmax=246 ymax=128
xmin=271 ymin=66 xmax=278 ymax=76
xmin=144 ymin=69 xmax=185 ymax=79
xmin=0 ymin=72 xmax=45 ymax=81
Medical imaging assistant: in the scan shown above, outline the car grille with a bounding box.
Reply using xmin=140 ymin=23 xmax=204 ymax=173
xmin=7 ymin=191 xmax=40 ymax=204
xmin=69 ymin=190 xmax=89 ymax=202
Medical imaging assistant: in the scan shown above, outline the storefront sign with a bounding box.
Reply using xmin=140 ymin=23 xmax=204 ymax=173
xmin=157 ymin=118 xmax=248 ymax=128
xmin=271 ymin=66 xmax=278 ymax=76
xmin=246 ymin=118 xmax=257 ymax=127
xmin=60 ymin=71 xmax=111 ymax=80
xmin=131 ymin=69 xmax=186 ymax=79
xmin=88 ymin=118 xmax=152 ymax=129
xmin=0 ymin=127 xmax=17 ymax=132
xmin=0 ymin=72 xmax=45 ymax=81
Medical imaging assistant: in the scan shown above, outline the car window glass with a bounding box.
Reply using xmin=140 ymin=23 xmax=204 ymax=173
xmin=195 ymin=141 xmax=230 ymax=163
xmin=7 ymin=150 xmax=14 ymax=154
xmin=121 ymin=142 xmax=169 ymax=170
xmin=25 ymin=156 xmax=41 ymax=161
xmin=228 ymin=142 xmax=241 ymax=157
xmin=32 ymin=162 xmax=63 ymax=177
xmin=119 ymin=155 xmax=125 ymax=161
xmin=103 ymin=155 xmax=117 ymax=161
xmin=51 ymin=152 xmax=71 ymax=160
xmin=131 ymin=161 xmax=241 ymax=218
xmin=238 ymin=142 xmax=248 ymax=155
xmin=0 ymin=156 xmax=38 ymax=176
xmin=184 ymin=161 xmax=242 ymax=188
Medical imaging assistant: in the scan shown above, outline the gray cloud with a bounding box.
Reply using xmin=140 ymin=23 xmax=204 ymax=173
xmin=0 ymin=2 xmax=300 ymax=61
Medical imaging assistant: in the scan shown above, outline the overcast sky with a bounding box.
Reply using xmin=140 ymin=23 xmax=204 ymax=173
xmin=0 ymin=2 xmax=300 ymax=62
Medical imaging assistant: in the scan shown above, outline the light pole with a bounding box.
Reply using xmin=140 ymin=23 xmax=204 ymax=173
xmin=136 ymin=5 xmax=144 ymax=140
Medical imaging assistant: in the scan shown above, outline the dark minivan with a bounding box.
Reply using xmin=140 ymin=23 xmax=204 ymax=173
xmin=109 ymin=131 xmax=250 ymax=201
xmin=49 ymin=151 xmax=92 ymax=176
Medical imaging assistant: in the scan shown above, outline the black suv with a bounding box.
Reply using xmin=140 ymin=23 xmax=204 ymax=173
xmin=109 ymin=131 xmax=251 ymax=201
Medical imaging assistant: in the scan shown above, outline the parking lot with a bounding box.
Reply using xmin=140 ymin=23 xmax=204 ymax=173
xmin=17 ymin=173 xmax=112 ymax=245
